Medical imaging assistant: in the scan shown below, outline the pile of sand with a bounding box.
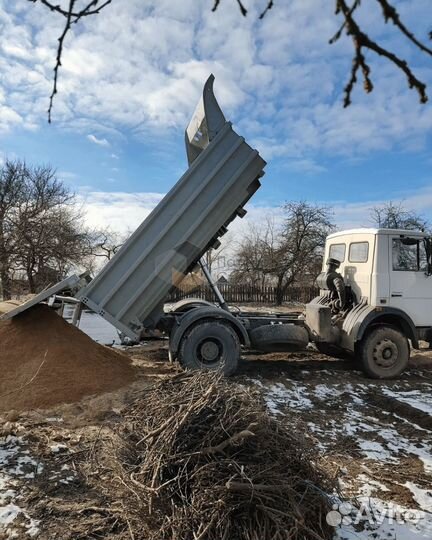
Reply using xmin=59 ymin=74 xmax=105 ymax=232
xmin=0 ymin=304 xmax=136 ymax=412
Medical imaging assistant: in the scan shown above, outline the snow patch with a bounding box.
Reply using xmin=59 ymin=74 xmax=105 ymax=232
xmin=358 ymin=440 xmax=395 ymax=461
xmin=0 ymin=433 xmax=41 ymax=537
xmin=267 ymin=382 xmax=313 ymax=413
xmin=405 ymin=482 xmax=432 ymax=512
xmin=50 ymin=443 xmax=68 ymax=454
xmin=334 ymin=495 xmax=432 ymax=539
xmin=382 ymin=388 xmax=432 ymax=416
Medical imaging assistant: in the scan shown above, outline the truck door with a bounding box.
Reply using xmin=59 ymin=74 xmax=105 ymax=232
xmin=389 ymin=235 xmax=431 ymax=326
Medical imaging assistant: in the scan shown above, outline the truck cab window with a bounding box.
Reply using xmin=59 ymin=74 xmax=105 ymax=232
xmin=329 ymin=243 xmax=346 ymax=262
xmin=392 ymin=238 xmax=427 ymax=271
xmin=348 ymin=242 xmax=369 ymax=263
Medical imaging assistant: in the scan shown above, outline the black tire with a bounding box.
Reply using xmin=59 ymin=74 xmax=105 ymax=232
xmin=357 ymin=326 xmax=409 ymax=379
xmin=249 ymin=324 xmax=309 ymax=352
xmin=315 ymin=342 xmax=352 ymax=359
xmin=178 ymin=321 xmax=240 ymax=376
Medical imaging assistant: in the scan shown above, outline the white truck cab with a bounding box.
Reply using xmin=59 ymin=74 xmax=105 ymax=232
xmin=306 ymin=228 xmax=432 ymax=378
xmin=325 ymin=228 xmax=432 ymax=325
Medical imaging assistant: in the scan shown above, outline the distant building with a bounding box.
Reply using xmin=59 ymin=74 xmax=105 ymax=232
xmin=216 ymin=275 xmax=229 ymax=285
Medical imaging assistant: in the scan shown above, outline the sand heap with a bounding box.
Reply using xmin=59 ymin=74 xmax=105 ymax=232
xmin=0 ymin=304 xmax=136 ymax=411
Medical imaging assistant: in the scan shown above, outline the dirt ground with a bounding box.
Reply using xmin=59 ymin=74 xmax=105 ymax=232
xmin=1 ymin=337 xmax=431 ymax=539
xmin=240 ymin=346 xmax=432 ymax=538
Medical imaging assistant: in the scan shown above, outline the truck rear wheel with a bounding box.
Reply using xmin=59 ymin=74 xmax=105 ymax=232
xmin=357 ymin=326 xmax=409 ymax=379
xmin=178 ymin=321 xmax=240 ymax=376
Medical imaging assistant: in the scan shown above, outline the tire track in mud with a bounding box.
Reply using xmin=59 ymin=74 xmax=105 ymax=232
xmin=244 ymin=363 xmax=432 ymax=537
xmin=364 ymin=391 xmax=432 ymax=431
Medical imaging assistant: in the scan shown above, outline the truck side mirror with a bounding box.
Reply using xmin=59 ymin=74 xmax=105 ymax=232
xmin=400 ymin=237 xmax=418 ymax=246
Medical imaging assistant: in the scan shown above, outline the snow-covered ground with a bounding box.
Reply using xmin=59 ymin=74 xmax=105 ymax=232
xmin=0 ymin=434 xmax=41 ymax=538
xmin=249 ymin=369 xmax=432 ymax=540
xmin=1 ymin=331 xmax=431 ymax=539
xmin=0 ymin=416 xmax=82 ymax=539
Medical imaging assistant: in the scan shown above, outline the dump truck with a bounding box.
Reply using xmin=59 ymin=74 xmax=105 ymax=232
xmin=3 ymin=76 xmax=432 ymax=379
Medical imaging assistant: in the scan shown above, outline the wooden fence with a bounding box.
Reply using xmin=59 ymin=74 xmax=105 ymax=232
xmin=168 ymin=284 xmax=319 ymax=304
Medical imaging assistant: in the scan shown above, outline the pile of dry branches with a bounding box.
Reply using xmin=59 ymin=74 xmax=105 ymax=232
xmin=100 ymin=372 xmax=334 ymax=540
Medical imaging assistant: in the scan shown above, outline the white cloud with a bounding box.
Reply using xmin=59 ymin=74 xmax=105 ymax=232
xmin=0 ymin=0 xmax=430 ymax=165
xmin=81 ymin=184 xmax=432 ymax=240
xmin=330 ymin=186 xmax=432 ymax=230
xmin=0 ymin=105 xmax=22 ymax=132
xmin=87 ymin=134 xmax=110 ymax=147
xmin=81 ymin=190 xmax=164 ymax=232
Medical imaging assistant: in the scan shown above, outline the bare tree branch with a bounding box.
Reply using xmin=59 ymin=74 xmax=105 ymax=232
xmin=332 ymin=0 xmax=430 ymax=106
xmin=376 ymin=0 xmax=432 ymax=56
xmin=27 ymin=0 xmax=112 ymax=122
xmin=259 ymin=1 xmax=274 ymax=20
xmin=25 ymin=0 xmax=431 ymax=119
xmin=212 ymin=0 xmax=274 ymax=19
xmin=47 ymin=0 xmax=74 ymax=123
xmin=27 ymin=0 xmax=112 ymax=18
xmin=212 ymin=0 xmax=247 ymax=17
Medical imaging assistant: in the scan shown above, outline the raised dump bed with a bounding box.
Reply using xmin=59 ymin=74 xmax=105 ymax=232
xmin=77 ymin=76 xmax=265 ymax=339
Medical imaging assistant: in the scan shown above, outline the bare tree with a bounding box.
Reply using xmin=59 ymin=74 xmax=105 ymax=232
xmin=90 ymin=227 xmax=127 ymax=262
xmin=0 ymin=161 xmax=27 ymax=299
xmin=16 ymin=206 xmax=92 ymax=292
xmin=371 ymin=201 xmax=429 ymax=231
xmin=270 ymin=202 xmax=334 ymax=304
xmin=25 ymin=0 xmax=431 ymax=121
xmin=231 ymin=220 xmax=276 ymax=288
xmin=0 ymin=160 xmax=94 ymax=298
xmin=232 ymin=203 xmax=334 ymax=304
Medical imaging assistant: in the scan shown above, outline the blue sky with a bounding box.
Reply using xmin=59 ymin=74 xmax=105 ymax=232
xmin=0 ymin=0 xmax=431 ymax=235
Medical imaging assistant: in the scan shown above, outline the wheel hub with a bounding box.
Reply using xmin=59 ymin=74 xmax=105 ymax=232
xmin=199 ymin=340 xmax=220 ymax=363
xmin=373 ymin=339 xmax=398 ymax=368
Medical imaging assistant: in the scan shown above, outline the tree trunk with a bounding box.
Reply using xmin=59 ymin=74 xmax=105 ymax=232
xmin=0 ymin=224 xmax=11 ymax=300
xmin=275 ymin=276 xmax=284 ymax=306
xmin=27 ymin=270 xmax=36 ymax=294
xmin=0 ymin=268 xmax=11 ymax=300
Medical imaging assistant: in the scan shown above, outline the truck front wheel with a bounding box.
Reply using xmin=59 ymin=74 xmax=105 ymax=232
xmin=357 ymin=326 xmax=409 ymax=379
xmin=177 ymin=321 xmax=240 ymax=376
